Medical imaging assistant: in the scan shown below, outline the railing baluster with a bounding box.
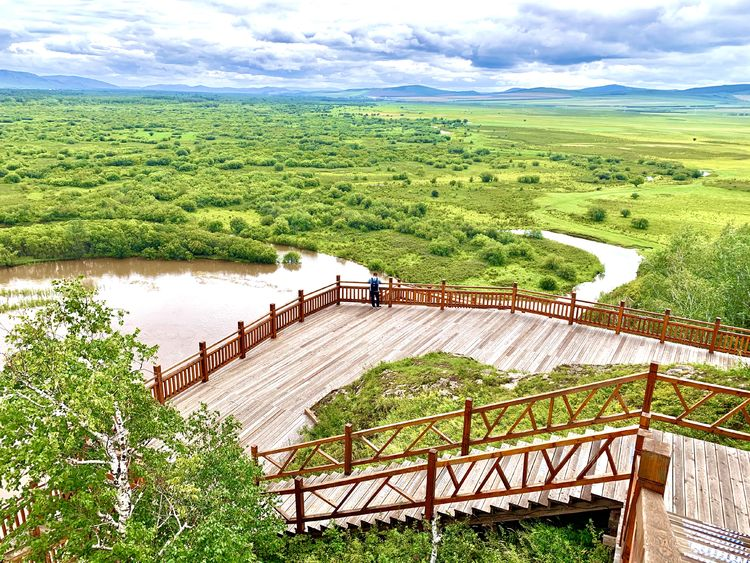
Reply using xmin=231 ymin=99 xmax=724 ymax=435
xmin=461 ymin=398 xmax=473 ymax=455
xmin=709 ymin=317 xmax=721 ymax=353
xmin=199 ymin=341 xmax=208 ymax=383
xmin=294 ymin=477 xmax=305 ymax=534
xmin=424 ymin=449 xmax=437 ymax=521
xmin=344 ymin=423 xmax=353 ymax=476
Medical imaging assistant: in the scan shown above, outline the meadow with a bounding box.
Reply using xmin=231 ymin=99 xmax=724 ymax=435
xmin=0 ymin=92 xmax=748 ymax=300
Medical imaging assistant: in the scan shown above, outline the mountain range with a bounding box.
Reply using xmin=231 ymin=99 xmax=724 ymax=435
xmin=2 ymin=69 xmax=750 ymax=102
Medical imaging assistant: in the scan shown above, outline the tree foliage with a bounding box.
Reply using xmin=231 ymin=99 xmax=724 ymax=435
xmin=0 ymin=280 xmax=281 ymax=561
xmin=607 ymin=225 xmax=750 ymax=327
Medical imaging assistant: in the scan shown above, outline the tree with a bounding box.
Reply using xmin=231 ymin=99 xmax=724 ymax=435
xmin=0 ymin=280 xmax=281 ymax=561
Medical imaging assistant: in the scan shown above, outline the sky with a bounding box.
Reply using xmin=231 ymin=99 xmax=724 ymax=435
xmin=0 ymin=0 xmax=749 ymax=90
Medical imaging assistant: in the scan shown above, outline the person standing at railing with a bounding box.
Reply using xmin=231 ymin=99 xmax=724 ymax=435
xmin=369 ymin=272 xmax=382 ymax=308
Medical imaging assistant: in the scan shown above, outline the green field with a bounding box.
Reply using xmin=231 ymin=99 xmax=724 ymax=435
xmin=1 ymin=92 xmax=748 ymax=295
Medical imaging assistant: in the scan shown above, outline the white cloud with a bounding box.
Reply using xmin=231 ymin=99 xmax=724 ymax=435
xmin=0 ymin=0 xmax=748 ymax=88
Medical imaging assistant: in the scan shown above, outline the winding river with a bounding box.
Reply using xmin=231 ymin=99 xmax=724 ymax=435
xmin=513 ymin=230 xmax=642 ymax=302
xmin=0 ymin=233 xmax=641 ymax=366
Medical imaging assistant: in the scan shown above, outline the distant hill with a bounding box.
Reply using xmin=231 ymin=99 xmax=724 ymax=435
xmin=0 ymin=70 xmax=116 ymax=90
xmin=1 ymin=70 xmax=749 ymax=103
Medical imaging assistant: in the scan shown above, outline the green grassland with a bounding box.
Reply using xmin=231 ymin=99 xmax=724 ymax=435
xmin=0 ymin=92 xmax=748 ymax=293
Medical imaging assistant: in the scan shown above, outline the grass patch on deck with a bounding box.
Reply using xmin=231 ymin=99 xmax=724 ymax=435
xmin=304 ymin=352 xmax=750 ymax=450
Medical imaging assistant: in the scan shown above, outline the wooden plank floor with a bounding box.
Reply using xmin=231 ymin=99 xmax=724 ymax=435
xmin=173 ymin=303 xmax=745 ymax=452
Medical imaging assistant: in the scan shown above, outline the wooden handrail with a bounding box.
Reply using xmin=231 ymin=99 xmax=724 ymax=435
xmin=255 ymin=365 xmax=750 ymax=480
xmin=256 ymin=372 xmax=649 ymax=479
xmin=146 ymin=277 xmax=750 ymax=406
xmin=274 ymin=426 xmax=638 ymax=529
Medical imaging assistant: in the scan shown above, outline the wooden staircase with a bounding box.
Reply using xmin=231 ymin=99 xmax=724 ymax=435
xmin=268 ymin=426 xmax=636 ymax=534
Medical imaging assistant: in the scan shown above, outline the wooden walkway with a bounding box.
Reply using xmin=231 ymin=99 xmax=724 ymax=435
xmin=172 ymin=304 xmax=744 ymax=451
xmin=265 ymin=429 xmax=750 ymax=537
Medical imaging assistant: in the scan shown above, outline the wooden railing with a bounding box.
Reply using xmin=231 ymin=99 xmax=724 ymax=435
xmin=254 ymin=364 xmax=750 ymax=479
xmin=146 ymin=277 xmax=750 ymax=404
xmin=273 ymin=426 xmax=639 ymax=533
xmin=264 ymin=370 xmax=750 ymax=539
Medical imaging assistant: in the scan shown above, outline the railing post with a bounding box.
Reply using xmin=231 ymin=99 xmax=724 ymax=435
xmin=336 ymin=275 xmax=341 ymax=305
xmin=643 ymin=362 xmax=659 ymax=415
xmin=424 ymin=449 xmax=437 ymax=521
xmin=440 ymin=279 xmax=446 ymax=310
xmin=298 ymin=290 xmax=305 ymax=323
xmin=568 ymin=291 xmax=576 ymax=325
xmin=709 ymin=317 xmax=721 ymax=354
xmin=510 ymin=282 xmax=518 ymax=314
xmin=460 ymin=398 xmax=473 ymax=456
xmin=237 ymin=321 xmax=246 ymax=359
xmin=616 ymin=300 xmax=625 ymax=334
xmin=294 ymin=477 xmax=305 ymax=534
xmin=199 ymin=341 xmax=208 ymax=383
xmin=621 ymin=436 xmax=673 ymax=563
xmin=388 ymin=276 xmax=393 ymax=308
xmin=153 ymin=365 xmax=164 ymax=404
xmin=251 ymin=445 xmax=260 ymax=485
xmin=269 ymin=304 xmax=277 ymax=338
xmin=659 ymin=309 xmax=671 ymax=343
xmin=344 ymin=423 xmax=353 ymax=475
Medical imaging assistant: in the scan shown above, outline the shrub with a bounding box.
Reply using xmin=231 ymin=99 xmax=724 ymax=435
xmin=479 ymin=172 xmax=496 ymax=183
xmin=539 ymin=276 xmax=558 ymax=291
xmin=620 ymin=208 xmax=631 ymax=218
xmin=229 ymin=216 xmax=250 ymax=235
xmin=631 ymin=217 xmax=649 ymax=230
xmin=587 ymin=207 xmax=607 ymax=222
xmin=431 ymin=190 xmax=439 ymax=198
xmin=507 ymin=242 xmax=532 ymax=258
xmin=5 ymin=173 xmax=21 ymax=183
xmin=523 ymin=229 xmax=544 ymax=239
xmin=206 ymin=220 xmax=224 ymax=233
xmin=481 ymin=244 xmax=507 ymax=266
xmin=557 ymin=265 xmax=578 ymax=281
xmin=631 ymin=192 xmax=640 ymax=199
xmin=282 ymin=251 xmax=301 ymax=264
xmin=518 ymin=175 xmax=540 ymax=184
xmin=429 ymin=236 xmax=457 ymax=256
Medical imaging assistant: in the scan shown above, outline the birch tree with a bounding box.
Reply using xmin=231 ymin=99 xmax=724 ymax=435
xmin=0 ymin=280 xmax=281 ymax=561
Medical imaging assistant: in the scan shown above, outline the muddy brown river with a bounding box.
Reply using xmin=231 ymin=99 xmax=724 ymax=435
xmin=0 ymin=248 xmax=369 ymax=368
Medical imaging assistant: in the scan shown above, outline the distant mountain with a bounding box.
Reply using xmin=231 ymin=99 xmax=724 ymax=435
xmin=1 ymin=70 xmax=749 ymax=103
xmin=0 ymin=69 xmax=116 ymax=90
xmin=141 ymin=83 xmax=301 ymax=95
xmin=331 ymin=85 xmax=483 ymax=99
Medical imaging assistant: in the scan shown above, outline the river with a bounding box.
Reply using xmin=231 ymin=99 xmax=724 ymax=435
xmin=0 ymin=232 xmax=641 ymax=366
xmin=0 ymin=248 xmax=369 ymax=368
xmin=513 ymin=230 xmax=642 ymax=302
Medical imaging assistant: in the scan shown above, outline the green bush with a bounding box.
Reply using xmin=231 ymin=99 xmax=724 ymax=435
xmin=587 ymin=207 xmax=607 ymax=222
xmin=429 ymin=236 xmax=458 ymax=256
xmin=631 ymin=217 xmax=649 ymax=230
xmin=282 ymin=251 xmax=301 ymax=264
xmin=479 ymin=171 xmax=496 ymax=183
xmin=620 ymin=208 xmax=631 ymax=218
xmin=481 ymin=244 xmax=507 ymax=266
xmin=518 ymin=175 xmax=540 ymax=184
xmin=229 ymin=216 xmax=250 ymax=235
xmin=539 ymin=276 xmax=558 ymax=291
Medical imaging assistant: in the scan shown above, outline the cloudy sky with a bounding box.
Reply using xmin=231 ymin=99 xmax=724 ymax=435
xmin=1 ymin=0 xmax=748 ymax=90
